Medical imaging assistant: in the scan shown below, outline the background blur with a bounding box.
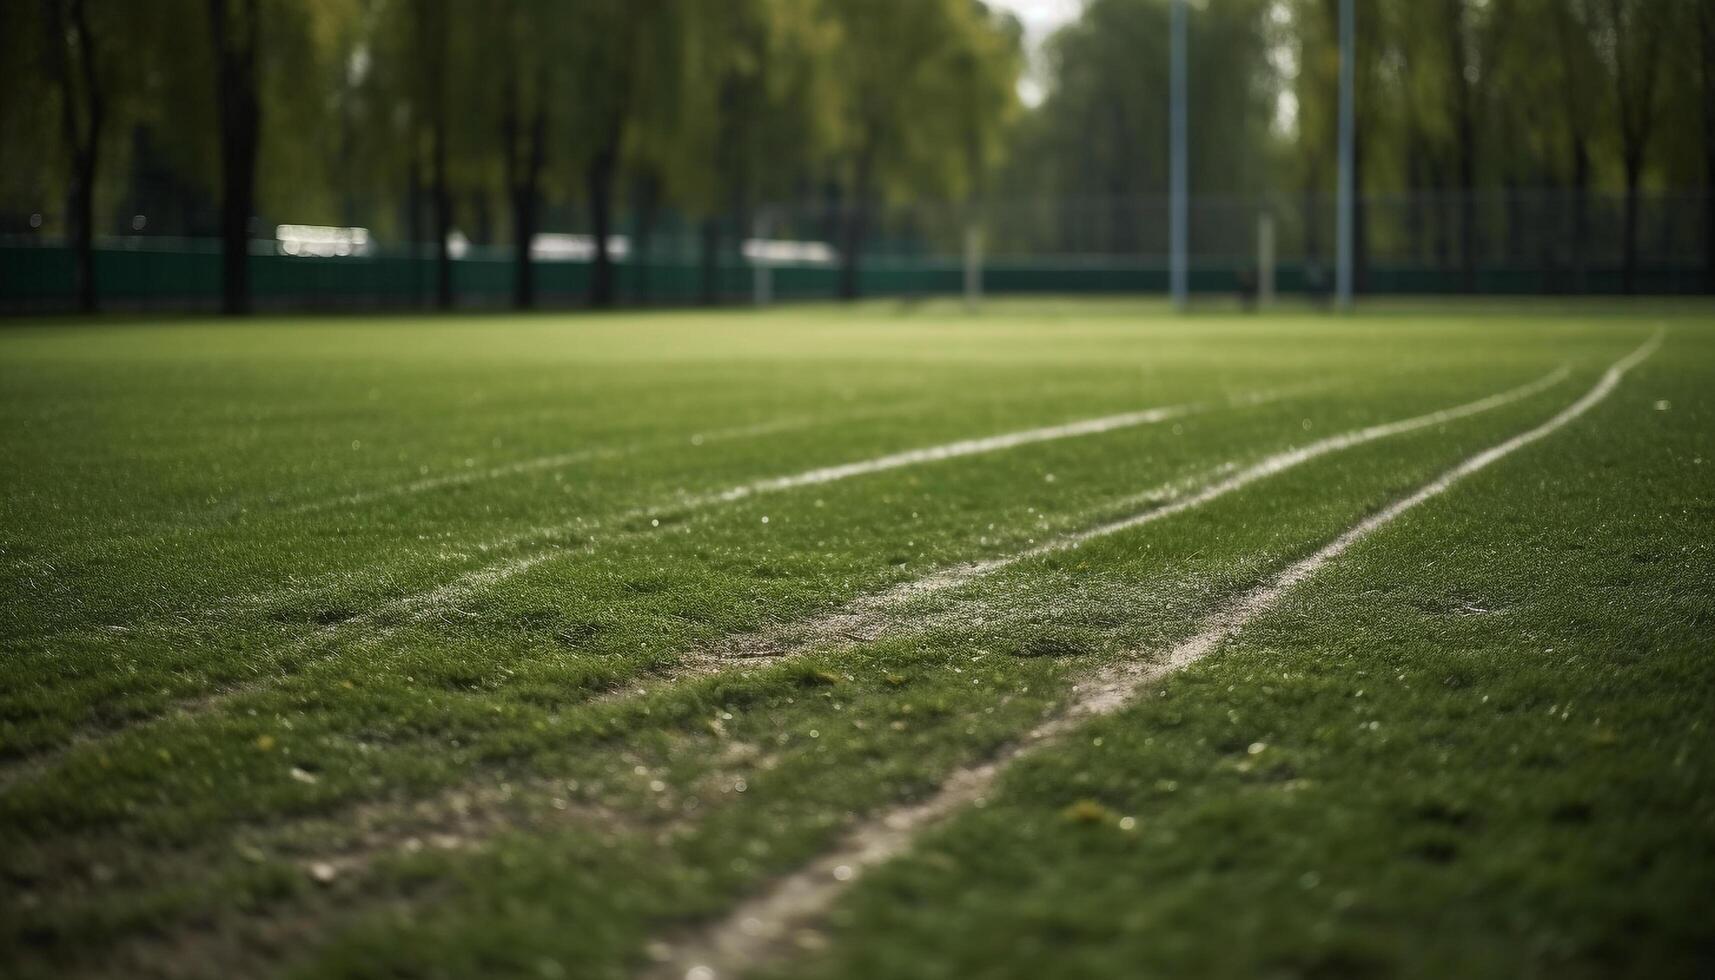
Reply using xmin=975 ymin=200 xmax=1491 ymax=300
xmin=3 ymin=0 xmax=1712 ymax=313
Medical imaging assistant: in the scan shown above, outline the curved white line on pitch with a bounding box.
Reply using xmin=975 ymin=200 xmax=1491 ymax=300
xmin=703 ymin=403 xmax=1203 ymax=503
xmin=850 ymin=362 xmax=1570 ymax=611
xmin=286 ymin=415 xmax=831 ymax=515
xmin=377 ymin=393 xmax=1273 ymax=619
xmin=646 ymin=333 xmax=1659 ymax=980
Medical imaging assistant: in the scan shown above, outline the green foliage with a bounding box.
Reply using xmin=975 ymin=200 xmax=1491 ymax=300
xmin=825 ymin=0 xmax=1022 ymax=204
xmin=3 ymin=0 xmax=1709 ymax=270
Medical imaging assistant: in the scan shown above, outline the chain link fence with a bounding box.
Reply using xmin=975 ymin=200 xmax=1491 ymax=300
xmin=3 ymin=190 xmax=1711 ymax=312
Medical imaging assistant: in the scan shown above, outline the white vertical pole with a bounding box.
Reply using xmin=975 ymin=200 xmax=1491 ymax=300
xmin=752 ymin=210 xmax=772 ymax=307
xmin=1170 ymin=0 xmax=1189 ymax=312
xmin=1335 ymin=0 xmax=1355 ymax=311
xmin=963 ymin=221 xmax=983 ymax=312
xmin=1258 ymin=211 xmax=1276 ymax=308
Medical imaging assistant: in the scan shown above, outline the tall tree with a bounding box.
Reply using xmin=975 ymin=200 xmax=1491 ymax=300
xmin=208 ymin=0 xmax=261 ymax=315
xmin=18 ymin=0 xmax=175 ymax=309
xmin=1588 ymin=0 xmax=1668 ymax=294
xmin=43 ymin=0 xmax=104 ymax=312
xmin=1700 ymin=0 xmax=1715 ymax=291
xmin=502 ymin=63 xmax=548 ymax=308
xmin=1298 ymin=0 xmax=1378 ymax=291
xmin=1548 ymin=0 xmax=1602 ymax=290
xmin=825 ymin=0 xmax=1020 ymax=299
xmin=1442 ymin=0 xmax=1479 ymax=290
xmin=414 ymin=0 xmax=454 ymax=308
xmin=667 ymin=0 xmax=842 ymax=305
xmin=493 ymin=0 xmax=555 ymax=309
xmin=554 ymin=0 xmax=684 ymax=308
xmin=1009 ymin=0 xmax=1269 ymax=259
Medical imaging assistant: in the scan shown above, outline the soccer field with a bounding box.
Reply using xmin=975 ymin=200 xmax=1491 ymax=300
xmin=2 ymin=299 xmax=1713 ymax=978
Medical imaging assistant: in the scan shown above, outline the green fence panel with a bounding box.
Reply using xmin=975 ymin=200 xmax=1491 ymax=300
xmin=3 ymin=244 xmax=1709 ymax=311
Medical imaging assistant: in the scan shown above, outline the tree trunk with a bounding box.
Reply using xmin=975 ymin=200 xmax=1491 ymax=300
xmin=48 ymin=0 xmax=103 ymax=314
xmin=698 ymin=217 xmax=721 ymax=306
xmin=1303 ymin=171 xmax=1321 ymax=263
xmin=422 ymin=1 xmax=453 ymax=310
xmin=1406 ymin=134 xmax=1426 ymax=263
xmin=630 ymin=173 xmax=660 ymax=306
xmin=1622 ymin=153 xmax=1642 ymax=295
xmin=512 ymin=107 xmax=545 ymax=310
xmin=1446 ymin=0 xmax=1476 ymax=292
xmin=839 ymin=142 xmax=875 ymax=302
xmin=1503 ymin=174 xmax=1523 ymax=266
xmin=1348 ymin=0 xmax=1367 ymax=295
xmin=1702 ymin=1 xmax=1715 ymax=293
xmin=502 ymin=65 xmax=546 ymax=311
xmin=838 ymin=201 xmax=867 ymax=302
xmin=209 ymin=0 xmax=260 ymax=316
xmin=1570 ymin=136 xmax=1590 ymax=293
xmin=68 ymin=153 xmax=97 ymax=313
xmin=433 ymin=119 xmax=452 ymax=310
xmin=511 ymin=187 xmax=536 ymax=308
xmin=1352 ymin=104 xmax=1368 ymax=294
xmin=472 ymin=192 xmax=493 ymax=247
xmin=1429 ymin=158 xmax=1451 ymax=271
xmin=1609 ymin=1 xmax=1665 ymax=297
xmin=407 ymin=152 xmax=424 ymax=307
xmin=586 ymin=135 xmax=620 ymax=308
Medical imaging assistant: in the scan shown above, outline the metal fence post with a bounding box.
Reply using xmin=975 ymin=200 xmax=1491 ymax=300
xmin=752 ymin=210 xmax=772 ymax=308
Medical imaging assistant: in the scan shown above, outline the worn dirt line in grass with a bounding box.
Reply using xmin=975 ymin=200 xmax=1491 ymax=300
xmin=285 ymin=446 xmax=628 ymax=515
xmin=0 ymin=396 xmax=1235 ymax=787
xmin=0 ymin=376 xmax=1534 ymax=789
xmin=0 ymin=360 xmax=1612 ymax=961
xmin=15 ymin=413 xmax=850 ymax=637
xmin=240 ymin=395 xmax=1243 ymax=618
xmin=195 ymin=395 xmax=1253 ymax=663
xmin=697 ymin=404 xmax=1203 ymax=504
xmin=283 ymin=414 xmax=836 ymax=516
xmin=650 ymin=363 xmax=1571 ymax=687
xmin=642 ymin=336 xmax=1659 ymax=980
xmin=367 ymin=395 xmax=1257 ymax=619
xmin=23 ymin=787 xmax=674 ymax=980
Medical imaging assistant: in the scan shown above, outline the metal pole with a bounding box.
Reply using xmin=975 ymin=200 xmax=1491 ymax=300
xmin=1170 ymin=0 xmax=1189 ymax=312
xmin=963 ymin=221 xmax=983 ymax=312
xmin=1335 ymin=0 xmax=1355 ymax=311
xmin=752 ymin=210 xmax=772 ymax=308
xmin=1258 ymin=211 xmax=1276 ymax=308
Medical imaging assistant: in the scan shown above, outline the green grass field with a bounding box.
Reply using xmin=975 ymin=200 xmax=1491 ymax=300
xmin=2 ymin=299 xmax=1712 ymax=979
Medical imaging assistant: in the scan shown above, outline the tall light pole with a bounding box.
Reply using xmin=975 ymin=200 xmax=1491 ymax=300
xmin=1166 ymin=0 xmax=1193 ymax=310
xmin=1170 ymin=0 xmax=1189 ymax=312
xmin=1335 ymin=0 xmax=1355 ymax=311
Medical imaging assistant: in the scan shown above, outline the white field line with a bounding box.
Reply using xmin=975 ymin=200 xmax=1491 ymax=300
xmin=285 ymin=415 xmax=830 ymax=515
xmin=699 ymin=403 xmax=1204 ymax=504
xmin=476 ymin=391 xmax=1324 ymax=559
xmin=696 ymin=386 xmax=1311 ymax=508
xmin=371 ymin=394 xmax=1255 ymax=621
xmin=287 ymin=447 xmax=627 ymax=514
xmin=243 ymin=394 xmax=1229 ymax=611
xmin=0 ymin=393 xmax=1245 ymax=777
xmin=663 ymin=363 xmax=1571 ymax=677
xmin=225 ymin=371 xmax=1554 ymax=699
xmin=645 ymin=334 xmax=1660 ymax=980
xmin=0 ymin=376 xmax=1524 ymax=787
xmin=282 ymin=365 xmax=1562 ymax=719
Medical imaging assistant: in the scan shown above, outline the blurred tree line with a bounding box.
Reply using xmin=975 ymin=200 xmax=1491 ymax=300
xmin=1002 ymin=0 xmax=1712 ymax=295
xmin=2 ymin=0 xmax=1022 ymax=312
xmin=2 ymin=0 xmax=1711 ymax=313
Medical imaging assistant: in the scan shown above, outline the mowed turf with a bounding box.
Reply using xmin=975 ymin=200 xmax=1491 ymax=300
xmin=0 ymin=299 xmax=1711 ymax=979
